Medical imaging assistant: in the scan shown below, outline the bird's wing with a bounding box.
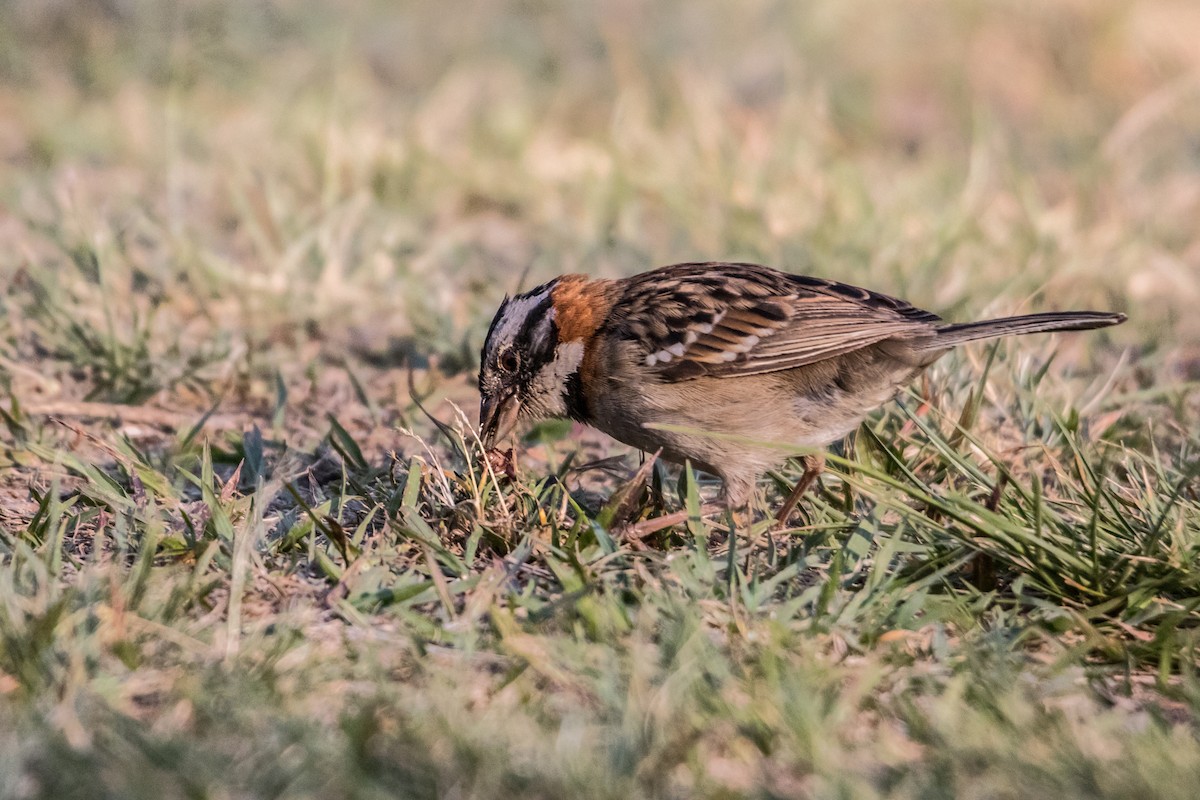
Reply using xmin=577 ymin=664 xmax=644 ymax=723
xmin=610 ymin=262 xmax=941 ymax=381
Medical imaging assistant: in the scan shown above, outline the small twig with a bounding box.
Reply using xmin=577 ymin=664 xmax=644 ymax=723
xmin=621 ymin=502 xmax=726 ymax=539
xmin=599 ymin=449 xmax=661 ymax=531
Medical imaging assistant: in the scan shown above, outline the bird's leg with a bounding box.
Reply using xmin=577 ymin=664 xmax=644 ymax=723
xmin=774 ymin=453 xmax=825 ymax=525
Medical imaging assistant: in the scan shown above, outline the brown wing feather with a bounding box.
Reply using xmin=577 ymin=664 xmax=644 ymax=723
xmin=605 ymin=262 xmax=942 ymax=382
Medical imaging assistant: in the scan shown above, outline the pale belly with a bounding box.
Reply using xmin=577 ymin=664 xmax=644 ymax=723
xmin=586 ymin=364 xmax=912 ymax=475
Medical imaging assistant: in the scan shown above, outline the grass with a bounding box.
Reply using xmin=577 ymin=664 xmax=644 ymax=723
xmin=1 ymin=0 xmax=1200 ymax=796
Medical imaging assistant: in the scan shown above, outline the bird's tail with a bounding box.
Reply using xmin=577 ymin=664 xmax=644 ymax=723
xmin=926 ymin=311 xmax=1126 ymax=349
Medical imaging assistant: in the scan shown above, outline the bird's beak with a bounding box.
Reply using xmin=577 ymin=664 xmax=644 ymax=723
xmin=480 ymin=390 xmax=521 ymax=449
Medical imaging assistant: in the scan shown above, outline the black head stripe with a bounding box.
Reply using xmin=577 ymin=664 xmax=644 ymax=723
xmin=513 ymin=293 xmax=560 ymax=402
xmin=483 ymin=279 xmax=560 ymax=360
xmin=514 ymin=291 xmax=555 ymax=354
xmin=484 ymin=293 xmax=512 ymax=342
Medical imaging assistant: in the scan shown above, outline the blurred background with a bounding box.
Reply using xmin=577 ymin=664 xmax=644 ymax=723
xmin=0 ymin=0 xmax=1197 ymax=414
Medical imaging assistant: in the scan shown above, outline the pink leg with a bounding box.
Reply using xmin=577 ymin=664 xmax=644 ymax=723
xmin=774 ymin=453 xmax=825 ymax=525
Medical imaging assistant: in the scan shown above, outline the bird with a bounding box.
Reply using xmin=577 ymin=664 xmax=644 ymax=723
xmin=477 ymin=261 xmax=1125 ymax=526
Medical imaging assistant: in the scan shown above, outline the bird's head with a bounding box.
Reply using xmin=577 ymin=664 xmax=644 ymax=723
xmin=478 ymin=276 xmax=595 ymax=448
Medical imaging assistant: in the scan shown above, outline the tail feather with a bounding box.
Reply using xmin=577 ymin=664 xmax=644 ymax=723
xmin=927 ymin=311 xmax=1126 ymax=349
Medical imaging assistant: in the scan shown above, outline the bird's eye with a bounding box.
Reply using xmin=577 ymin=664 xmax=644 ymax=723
xmin=499 ymin=351 xmax=520 ymax=373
